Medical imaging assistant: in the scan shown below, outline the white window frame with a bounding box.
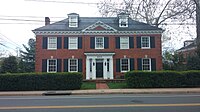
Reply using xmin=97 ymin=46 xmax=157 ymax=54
xmin=119 ymin=17 xmax=128 ymax=27
xmin=48 ymin=37 xmax=57 ymax=50
xmin=121 ymin=58 xmax=130 ymax=72
xmin=142 ymin=58 xmax=151 ymax=71
xmin=69 ymin=16 xmax=78 ymax=27
xmin=68 ymin=59 xmax=78 ymax=72
xmin=120 ymin=37 xmax=129 ymax=49
xmin=47 ymin=59 xmax=57 ymax=73
xmin=141 ymin=36 xmax=150 ymax=49
xmin=95 ymin=37 xmax=104 ymax=49
xmin=69 ymin=37 xmax=78 ymax=49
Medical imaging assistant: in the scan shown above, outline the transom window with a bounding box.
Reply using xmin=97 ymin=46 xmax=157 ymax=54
xmin=121 ymin=58 xmax=129 ymax=72
xmin=119 ymin=17 xmax=128 ymax=27
xmin=69 ymin=59 xmax=78 ymax=72
xmin=141 ymin=36 xmax=150 ymax=48
xmin=69 ymin=16 xmax=78 ymax=27
xmin=47 ymin=59 xmax=57 ymax=72
xmin=48 ymin=37 xmax=57 ymax=49
xmin=120 ymin=37 xmax=129 ymax=49
xmin=142 ymin=58 xmax=151 ymax=71
xmin=95 ymin=37 xmax=104 ymax=49
xmin=69 ymin=37 xmax=78 ymax=49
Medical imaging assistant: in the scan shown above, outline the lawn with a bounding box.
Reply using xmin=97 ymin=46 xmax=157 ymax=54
xmin=107 ymin=82 xmax=127 ymax=89
xmin=81 ymin=82 xmax=96 ymax=89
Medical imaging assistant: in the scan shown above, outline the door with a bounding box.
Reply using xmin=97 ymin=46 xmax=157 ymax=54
xmin=96 ymin=59 xmax=103 ymax=78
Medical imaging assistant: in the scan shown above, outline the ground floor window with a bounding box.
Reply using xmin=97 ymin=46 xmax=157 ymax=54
xmin=121 ymin=58 xmax=129 ymax=72
xmin=142 ymin=58 xmax=151 ymax=71
xmin=69 ymin=59 xmax=78 ymax=72
xmin=47 ymin=59 xmax=57 ymax=72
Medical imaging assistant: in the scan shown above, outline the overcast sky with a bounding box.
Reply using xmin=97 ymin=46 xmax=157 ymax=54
xmin=0 ymin=0 xmax=101 ymax=56
xmin=0 ymin=0 xmax=196 ymax=56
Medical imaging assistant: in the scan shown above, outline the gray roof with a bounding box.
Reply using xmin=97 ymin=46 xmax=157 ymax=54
xmin=33 ymin=17 xmax=162 ymax=31
xmin=177 ymin=42 xmax=197 ymax=51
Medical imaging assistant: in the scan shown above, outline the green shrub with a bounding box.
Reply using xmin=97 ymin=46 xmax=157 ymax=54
xmin=0 ymin=72 xmax=82 ymax=91
xmin=125 ymin=71 xmax=200 ymax=88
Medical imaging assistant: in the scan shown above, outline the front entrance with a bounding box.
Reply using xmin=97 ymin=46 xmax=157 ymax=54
xmin=96 ymin=59 xmax=103 ymax=78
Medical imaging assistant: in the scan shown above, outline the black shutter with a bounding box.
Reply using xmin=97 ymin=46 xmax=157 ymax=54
xmin=150 ymin=36 xmax=155 ymax=48
xmin=78 ymin=37 xmax=82 ymax=49
xmin=129 ymin=37 xmax=134 ymax=48
xmin=78 ymin=59 xmax=82 ymax=72
xmin=57 ymin=59 xmax=62 ymax=72
xmin=90 ymin=37 xmax=95 ymax=49
xmin=104 ymin=37 xmax=109 ymax=49
xmin=42 ymin=59 xmax=47 ymax=72
xmin=116 ymin=59 xmax=120 ymax=72
xmin=115 ymin=37 xmax=120 ymax=49
xmin=137 ymin=37 xmax=141 ymax=48
xmin=151 ymin=58 xmax=156 ymax=71
xmin=64 ymin=37 xmax=68 ymax=49
xmin=137 ymin=58 xmax=142 ymax=70
xmin=64 ymin=59 xmax=68 ymax=72
xmin=130 ymin=58 xmax=134 ymax=71
xmin=42 ymin=37 xmax=48 ymax=49
xmin=57 ymin=37 xmax=62 ymax=49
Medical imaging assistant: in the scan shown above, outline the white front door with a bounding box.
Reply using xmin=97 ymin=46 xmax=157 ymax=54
xmin=84 ymin=53 xmax=115 ymax=80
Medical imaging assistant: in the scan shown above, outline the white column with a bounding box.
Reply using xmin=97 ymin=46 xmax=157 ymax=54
xmin=110 ymin=58 xmax=114 ymax=79
xmin=86 ymin=58 xmax=90 ymax=80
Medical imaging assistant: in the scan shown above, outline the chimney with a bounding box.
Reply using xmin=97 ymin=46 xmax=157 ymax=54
xmin=45 ymin=17 xmax=50 ymax=25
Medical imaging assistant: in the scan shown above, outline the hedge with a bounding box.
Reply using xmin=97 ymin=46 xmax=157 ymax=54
xmin=0 ymin=72 xmax=82 ymax=91
xmin=125 ymin=71 xmax=200 ymax=88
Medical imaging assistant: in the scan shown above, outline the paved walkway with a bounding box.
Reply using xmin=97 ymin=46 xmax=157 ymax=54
xmin=0 ymin=88 xmax=200 ymax=96
xmin=96 ymin=82 xmax=109 ymax=89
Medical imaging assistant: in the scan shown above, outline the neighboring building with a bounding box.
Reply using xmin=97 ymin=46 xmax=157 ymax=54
xmin=177 ymin=40 xmax=197 ymax=64
xmin=33 ymin=13 xmax=163 ymax=80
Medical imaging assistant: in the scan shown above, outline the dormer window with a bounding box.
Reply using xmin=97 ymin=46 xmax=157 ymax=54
xmin=118 ymin=13 xmax=129 ymax=28
xmin=119 ymin=16 xmax=128 ymax=27
xmin=68 ymin=13 xmax=79 ymax=27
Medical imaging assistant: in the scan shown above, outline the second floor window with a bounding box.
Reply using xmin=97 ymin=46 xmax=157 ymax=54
xmin=141 ymin=36 xmax=150 ymax=48
xmin=69 ymin=37 xmax=78 ymax=49
xmin=120 ymin=37 xmax=129 ymax=49
xmin=48 ymin=37 xmax=57 ymax=49
xmin=95 ymin=37 xmax=104 ymax=49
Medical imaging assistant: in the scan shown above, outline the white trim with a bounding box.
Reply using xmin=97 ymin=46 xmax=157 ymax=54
xmin=120 ymin=58 xmax=130 ymax=72
xmin=68 ymin=58 xmax=78 ymax=72
xmin=47 ymin=59 xmax=57 ymax=73
xmin=95 ymin=37 xmax=104 ymax=49
xmin=84 ymin=52 xmax=115 ymax=56
xmin=141 ymin=36 xmax=150 ymax=49
xmin=33 ymin=30 xmax=163 ymax=35
xmin=82 ymin=21 xmax=117 ymax=32
xmin=142 ymin=58 xmax=151 ymax=71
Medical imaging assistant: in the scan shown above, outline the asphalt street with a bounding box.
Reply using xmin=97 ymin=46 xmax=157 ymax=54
xmin=0 ymin=94 xmax=199 ymax=112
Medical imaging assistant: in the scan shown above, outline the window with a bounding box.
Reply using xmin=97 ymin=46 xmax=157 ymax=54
xmin=69 ymin=37 xmax=78 ymax=49
xmin=69 ymin=16 xmax=78 ymax=27
xmin=48 ymin=37 xmax=57 ymax=49
xmin=120 ymin=37 xmax=129 ymax=49
xmin=119 ymin=17 xmax=128 ymax=27
xmin=69 ymin=59 xmax=78 ymax=72
xmin=121 ymin=58 xmax=129 ymax=72
xmin=107 ymin=59 xmax=110 ymax=72
xmin=95 ymin=37 xmax=104 ymax=49
xmin=89 ymin=59 xmax=92 ymax=72
xmin=141 ymin=36 xmax=150 ymax=48
xmin=47 ymin=59 xmax=57 ymax=72
xmin=142 ymin=58 xmax=151 ymax=71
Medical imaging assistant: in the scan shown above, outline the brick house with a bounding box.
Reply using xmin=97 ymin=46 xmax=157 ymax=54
xmin=33 ymin=13 xmax=163 ymax=80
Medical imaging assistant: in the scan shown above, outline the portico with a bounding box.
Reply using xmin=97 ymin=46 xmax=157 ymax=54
xmin=84 ymin=53 xmax=115 ymax=80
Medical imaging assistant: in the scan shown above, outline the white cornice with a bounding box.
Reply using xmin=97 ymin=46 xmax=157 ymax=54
xmin=33 ymin=30 xmax=163 ymax=35
xmin=84 ymin=52 xmax=115 ymax=56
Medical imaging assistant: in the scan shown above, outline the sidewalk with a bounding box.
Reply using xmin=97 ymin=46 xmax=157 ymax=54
xmin=0 ymin=88 xmax=200 ymax=96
